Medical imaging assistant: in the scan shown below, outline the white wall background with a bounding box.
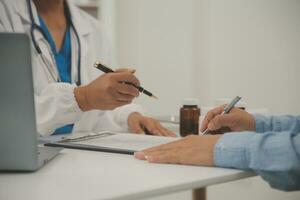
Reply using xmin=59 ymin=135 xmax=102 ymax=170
xmin=100 ymin=0 xmax=300 ymax=199
xmin=194 ymin=0 xmax=300 ymax=115
xmin=114 ymin=0 xmax=196 ymax=117
xmin=112 ymin=0 xmax=300 ymax=117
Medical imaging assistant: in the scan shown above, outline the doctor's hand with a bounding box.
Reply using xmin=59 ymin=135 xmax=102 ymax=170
xmin=127 ymin=112 xmax=177 ymax=137
xmin=74 ymin=70 xmax=140 ymax=111
xmin=134 ymin=135 xmax=221 ymax=166
xmin=200 ymin=105 xmax=256 ymax=133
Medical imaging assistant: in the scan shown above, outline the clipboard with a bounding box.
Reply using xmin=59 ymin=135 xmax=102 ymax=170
xmin=44 ymin=131 xmax=178 ymax=155
xmin=45 ymin=142 xmax=135 ymax=155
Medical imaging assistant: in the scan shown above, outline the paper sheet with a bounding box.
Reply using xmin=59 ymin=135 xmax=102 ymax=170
xmin=71 ymin=132 xmax=179 ymax=151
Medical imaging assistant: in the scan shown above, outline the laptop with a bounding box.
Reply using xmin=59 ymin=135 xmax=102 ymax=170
xmin=0 ymin=33 xmax=62 ymax=171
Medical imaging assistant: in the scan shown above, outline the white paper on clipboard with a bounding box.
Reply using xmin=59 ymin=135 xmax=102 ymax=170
xmin=61 ymin=131 xmax=179 ymax=151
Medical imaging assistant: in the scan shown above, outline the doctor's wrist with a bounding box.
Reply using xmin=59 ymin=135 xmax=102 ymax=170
xmin=74 ymin=86 xmax=92 ymax=111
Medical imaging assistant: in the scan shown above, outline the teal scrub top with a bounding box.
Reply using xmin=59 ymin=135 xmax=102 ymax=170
xmin=39 ymin=17 xmax=74 ymax=135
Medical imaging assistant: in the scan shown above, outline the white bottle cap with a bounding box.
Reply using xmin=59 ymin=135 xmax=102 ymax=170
xmin=214 ymin=98 xmax=246 ymax=108
xmin=182 ymin=98 xmax=199 ymax=106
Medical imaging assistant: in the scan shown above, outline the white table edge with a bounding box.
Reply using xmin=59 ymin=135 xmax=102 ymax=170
xmin=106 ymin=170 xmax=256 ymax=200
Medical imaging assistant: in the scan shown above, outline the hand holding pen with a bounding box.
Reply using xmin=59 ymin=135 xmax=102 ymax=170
xmin=201 ymin=96 xmax=241 ymax=135
xmin=200 ymin=96 xmax=256 ymax=134
xmin=94 ymin=61 xmax=158 ymax=99
xmin=74 ymin=64 xmax=141 ymax=111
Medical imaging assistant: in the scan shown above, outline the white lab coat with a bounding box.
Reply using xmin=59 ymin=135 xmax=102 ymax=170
xmin=0 ymin=0 xmax=143 ymax=136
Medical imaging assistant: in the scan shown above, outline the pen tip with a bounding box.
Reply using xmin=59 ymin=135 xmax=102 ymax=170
xmin=94 ymin=61 xmax=100 ymax=68
xmin=151 ymin=95 xmax=159 ymax=100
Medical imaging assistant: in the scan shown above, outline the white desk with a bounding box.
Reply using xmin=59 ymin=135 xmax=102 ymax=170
xmin=0 ymin=148 xmax=255 ymax=200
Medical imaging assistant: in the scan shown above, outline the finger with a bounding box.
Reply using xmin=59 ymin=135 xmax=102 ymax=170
xmin=201 ymin=106 xmax=224 ymax=130
xmin=113 ymin=72 xmax=140 ymax=86
xmin=115 ymin=92 xmax=135 ymax=102
xmin=153 ymin=135 xmax=195 ymax=148
xmin=134 ymin=151 xmax=146 ymax=160
xmin=200 ymin=105 xmax=226 ymax=131
xmin=140 ymin=145 xmax=170 ymax=155
xmin=117 ymin=82 xmax=139 ymax=97
xmin=135 ymin=149 xmax=173 ymax=160
xmin=115 ymin=68 xmax=136 ymax=74
xmin=160 ymin=128 xmax=177 ymax=137
xmin=109 ymin=90 xmax=133 ymax=103
xmin=146 ymin=152 xmax=180 ymax=164
xmin=145 ymin=149 xmax=170 ymax=157
xmin=137 ymin=118 xmax=158 ymax=136
xmin=142 ymin=119 xmax=162 ymax=136
xmin=116 ymin=99 xmax=132 ymax=104
xmin=145 ymin=120 xmax=166 ymax=136
xmin=129 ymin=121 xmax=144 ymax=134
xmin=156 ymin=123 xmax=177 ymax=137
xmin=141 ymin=139 xmax=183 ymax=154
xmin=207 ymin=114 xmax=234 ymax=131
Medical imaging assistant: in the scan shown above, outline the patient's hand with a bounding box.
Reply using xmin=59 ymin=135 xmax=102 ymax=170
xmin=128 ymin=112 xmax=176 ymax=137
xmin=134 ymin=135 xmax=221 ymax=166
xmin=200 ymin=105 xmax=256 ymax=133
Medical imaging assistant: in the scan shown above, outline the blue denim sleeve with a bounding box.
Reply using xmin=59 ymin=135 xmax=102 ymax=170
xmin=214 ymin=116 xmax=300 ymax=191
xmin=254 ymin=114 xmax=300 ymax=134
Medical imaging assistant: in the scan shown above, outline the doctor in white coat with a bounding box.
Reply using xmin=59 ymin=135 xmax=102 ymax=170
xmin=0 ymin=0 xmax=175 ymax=137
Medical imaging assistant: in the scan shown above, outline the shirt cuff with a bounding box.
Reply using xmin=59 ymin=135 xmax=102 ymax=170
xmin=36 ymin=83 xmax=83 ymax=136
xmin=214 ymin=132 xmax=253 ymax=169
xmin=254 ymin=114 xmax=268 ymax=133
xmin=56 ymin=83 xmax=83 ymax=115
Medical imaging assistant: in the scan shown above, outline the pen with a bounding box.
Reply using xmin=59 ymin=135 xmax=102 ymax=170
xmin=202 ymin=96 xmax=242 ymax=135
xmin=94 ymin=61 xmax=158 ymax=100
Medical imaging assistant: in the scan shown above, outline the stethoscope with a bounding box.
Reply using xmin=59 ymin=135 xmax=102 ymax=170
xmin=27 ymin=0 xmax=81 ymax=85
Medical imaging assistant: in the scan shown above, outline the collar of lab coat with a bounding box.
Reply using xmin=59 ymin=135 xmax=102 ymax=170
xmin=14 ymin=0 xmax=93 ymax=37
xmin=14 ymin=0 xmax=93 ymax=84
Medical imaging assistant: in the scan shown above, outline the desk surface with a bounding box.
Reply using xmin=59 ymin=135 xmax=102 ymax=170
xmin=0 ymin=148 xmax=255 ymax=200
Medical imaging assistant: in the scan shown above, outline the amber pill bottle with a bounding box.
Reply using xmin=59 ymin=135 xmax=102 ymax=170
xmin=180 ymin=99 xmax=200 ymax=137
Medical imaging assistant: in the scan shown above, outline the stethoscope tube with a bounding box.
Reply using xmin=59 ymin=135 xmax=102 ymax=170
xmin=27 ymin=0 xmax=81 ymax=85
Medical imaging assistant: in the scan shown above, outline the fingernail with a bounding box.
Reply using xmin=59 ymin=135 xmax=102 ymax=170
xmin=134 ymin=152 xmax=145 ymax=159
xmin=145 ymin=156 xmax=154 ymax=162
